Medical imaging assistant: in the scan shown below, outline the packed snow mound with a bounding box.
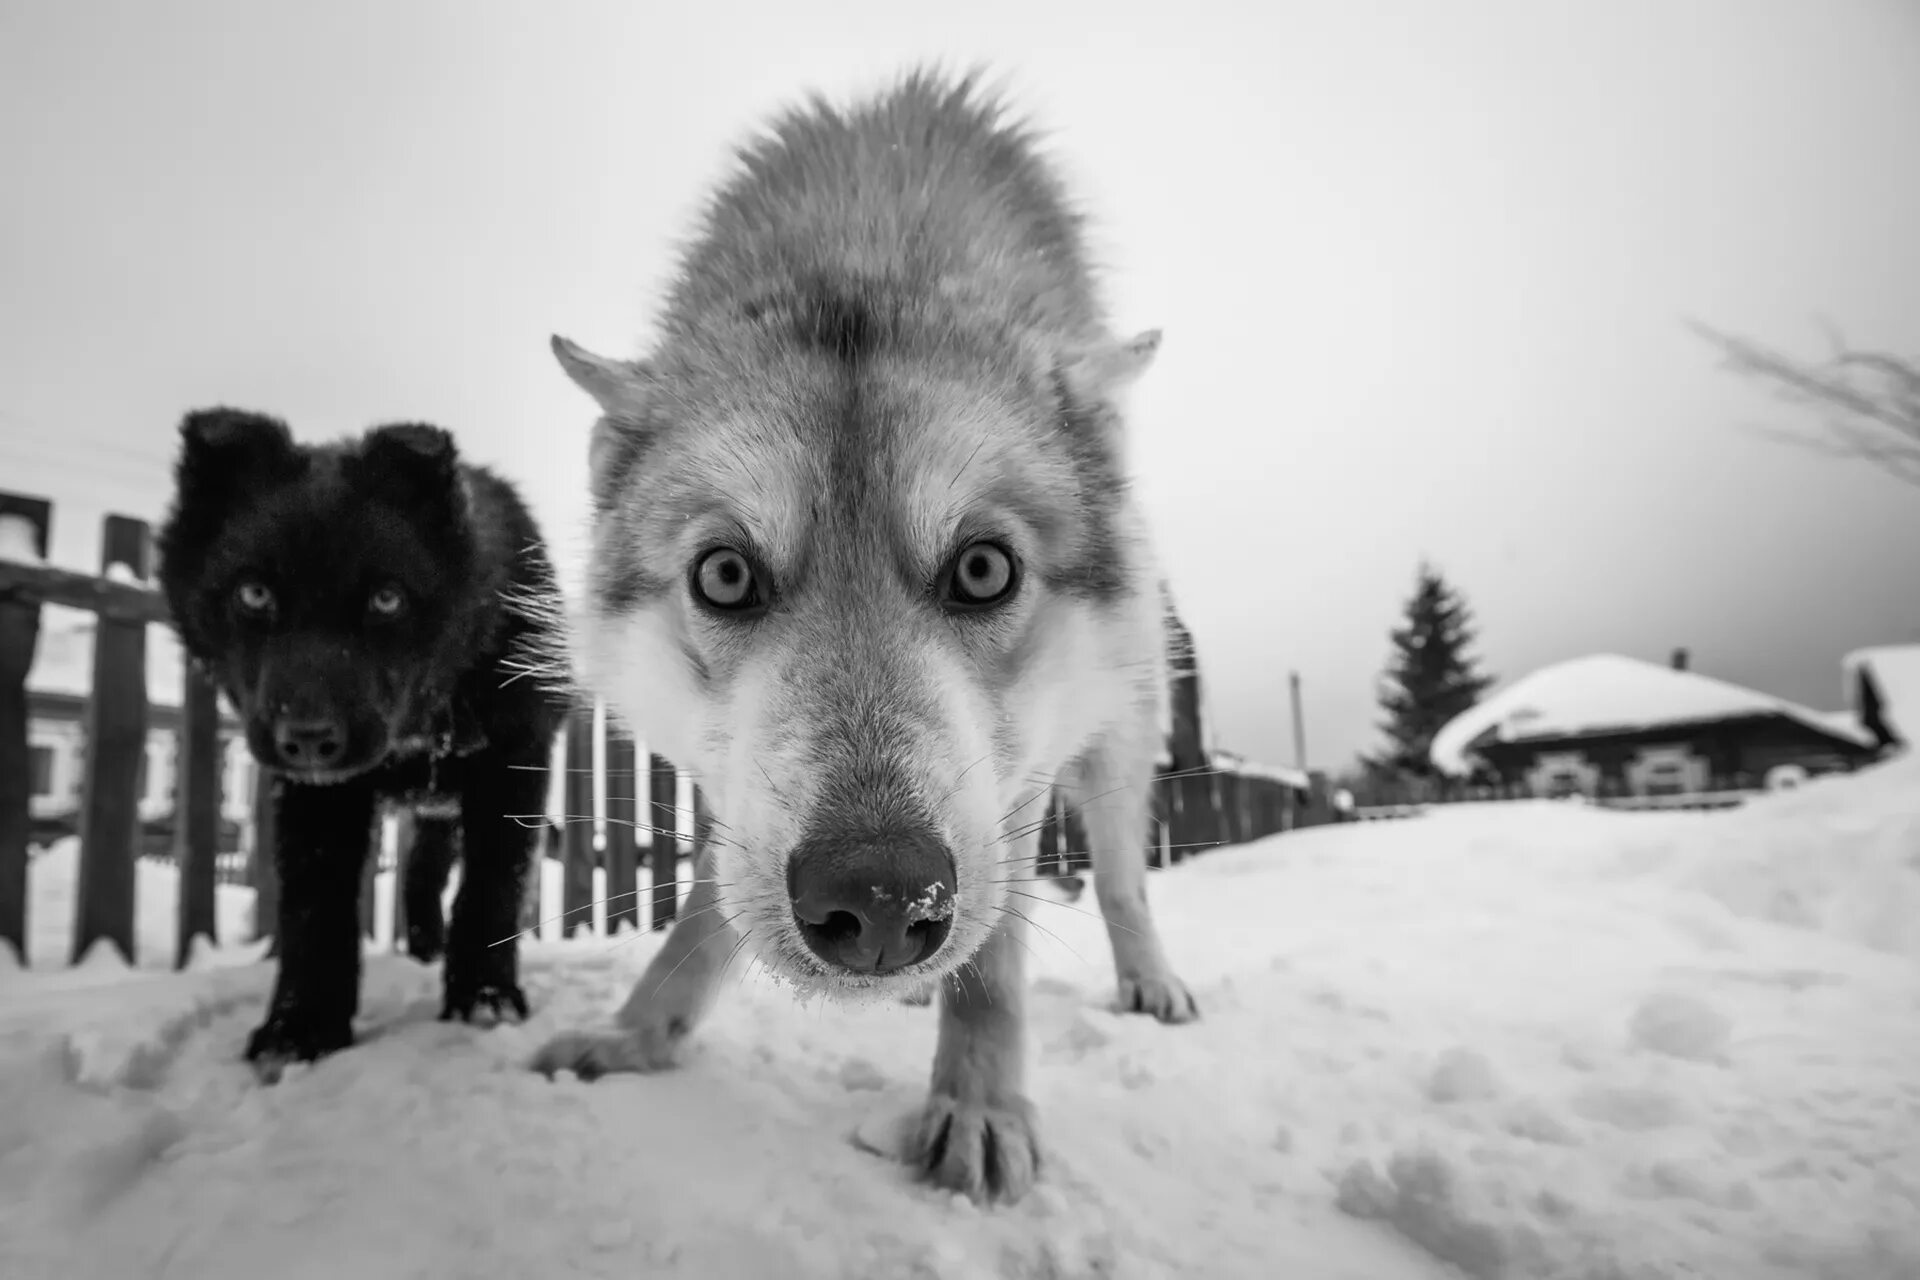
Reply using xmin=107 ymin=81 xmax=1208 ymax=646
xmin=1431 ymin=652 xmax=1872 ymax=776
xmin=3 ymin=787 xmax=1918 ymax=1278
xmin=1647 ymin=752 xmax=1920 ymax=962
xmin=1846 ymin=643 xmax=1920 ymax=744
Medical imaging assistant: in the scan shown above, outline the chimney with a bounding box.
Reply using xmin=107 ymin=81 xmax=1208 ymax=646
xmin=1671 ymin=647 xmax=1689 ymax=672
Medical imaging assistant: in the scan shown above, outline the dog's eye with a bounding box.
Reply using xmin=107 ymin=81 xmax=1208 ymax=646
xmin=947 ymin=542 xmax=1016 ymax=607
xmin=693 ymin=548 xmax=759 ymax=611
xmin=234 ymin=580 xmax=275 ymax=614
xmin=368 ymin=586 xmax=406 ymax=617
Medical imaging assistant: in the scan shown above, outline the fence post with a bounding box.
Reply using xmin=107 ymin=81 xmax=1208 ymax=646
xmin=1220 ymin=773 xmax=1246 ymax=846
xmin=560 ymin=708 xmax=596 ymax=938
xmin=389 ymin=807 xmax=416 ymax=948
xmin=173 ymin=662 xmax=221 ymax=969
xmin=1145 ymin=783 xmax=1166 ymax=870
xmin=602 ymin=726 xmax=639 ymax=933
xmin=520 ymin=779 xmax=550 ymax=938
xmin=1034 ymin=787 xmax=1062 ymax=876
xmin=358 ymin=815 xmax=380 ymax=940
xmin=1166 ymin=770 xmax=1218 ymax=862
xmin=1060 ymin=795 xmax=1091 ymax=874
xmin=647 ymin=754 xmax=678 ymax=930
xmin=72 ymin=515 xmax=151 ymax=966
xmin=0 ymin=496 xmax=50 ymax=966
xmin=251 ymin=768 xmax=281 ymax=954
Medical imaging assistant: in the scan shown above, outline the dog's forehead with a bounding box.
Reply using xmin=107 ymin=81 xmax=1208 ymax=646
xmin=214 ymin=474 xmax=436 ymax=581
xmin=637 ymin=356 xmax=1065 ymax=557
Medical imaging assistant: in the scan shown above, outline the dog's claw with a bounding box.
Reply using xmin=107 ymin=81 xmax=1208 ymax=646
xmin=440 ymin=982 xmax=530 ymax=1026
xmin=914 ymin=1092 xmax=1042 ymax=1205
xmin=243 ymin=1017 xmax=353 ymax=1085
xmin=405 ymin=921 xmax=445 ymax=965
xmin=529 ymin=1025 xmax=684 ymax=1079
xmin=1117 ymin=973 xmax=1199 ymax=1023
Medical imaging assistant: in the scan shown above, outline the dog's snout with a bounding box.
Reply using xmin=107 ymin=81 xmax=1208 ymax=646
xmin=788 ymin=829 xmax=958 ymax=974
xmin=272 ymin=716 xmax=347 ymax=770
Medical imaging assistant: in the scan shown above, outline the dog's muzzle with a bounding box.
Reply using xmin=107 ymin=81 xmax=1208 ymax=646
xmin=786 ymin=827 xmax=958 ymax=974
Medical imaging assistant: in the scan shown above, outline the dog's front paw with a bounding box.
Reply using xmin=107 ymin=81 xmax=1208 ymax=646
xmin=1117 ymin=971 xmax=1198 ymax=1023
xmin=405 ymin=917 xmax=445 ymax=965
xmin=529 ymin=1023 xmax=685 ymax=1080
xmin=244 ymin=1016 xmax=353 ymax=1085
xmin=914 ymin=1091 xmax=1042 ymax=1204
xmin=440 ymin=979 xmax=530 ymax=1026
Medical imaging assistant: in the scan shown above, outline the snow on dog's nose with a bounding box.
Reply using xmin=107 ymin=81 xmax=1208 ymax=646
xmin=787 ymin=827 xmax=958 ymax=974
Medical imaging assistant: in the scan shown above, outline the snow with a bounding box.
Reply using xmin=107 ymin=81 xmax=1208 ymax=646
xmin=3 ymin=759 xmax=1918 ymax=1278
xmin=0 ymin=512 xmax=44 ymax=563
xmin=1240 ymin=760 xmax=1312 ymax=791
xmin=1811 ymin=708 xmax=1865 ymax=740
xmin=1210 ymin=747 xmax=1311 ymax=791
xmin=1846 ymin=643 xmax=1920 ymax=745
xmin=1431 ymin=652 xmax=1875 ymax=777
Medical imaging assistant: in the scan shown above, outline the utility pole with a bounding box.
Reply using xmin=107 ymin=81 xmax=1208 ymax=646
xmin=1289 ymin=670 xmax=1308 ymax=772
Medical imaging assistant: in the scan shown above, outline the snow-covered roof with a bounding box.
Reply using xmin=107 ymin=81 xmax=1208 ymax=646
xmin=1430 ymin=653 xmax=1875 ymax=776
xmin=1208 ymin=747 xmax=1310 ymax=791
xmin=1844 ymin=644 xmax=1920 ymax=745
xmin=26 ymin=612 xmax=191 ymax=709
xmin=1811 ymin=709 xmax=1864 ymax=740
xmin=1235 ymin=760 xmax=1312 ymax=791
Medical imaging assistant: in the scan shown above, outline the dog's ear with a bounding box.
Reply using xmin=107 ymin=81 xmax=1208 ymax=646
xmin=551 ymin=334 xmax=655 ymax=502
xmin=1049 ymin=330 xmax=1162 ymax=467
xmin=159 ymin=409 xmax=304 ymax=611
xmin=175 ymin=408 xmax=303 ymax=508
xmin=1058 ymin=329 xmax=1162 ymax=402
xmin=356 ymin=423 xmax=464 ymax=516
xmin=552 ymin=334 xmax=651 ymax=418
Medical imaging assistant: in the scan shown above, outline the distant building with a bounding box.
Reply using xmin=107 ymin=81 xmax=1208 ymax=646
xmin=1429 ymin=650 xmax=1877 ymax=798
xmin=1159 ymin=589 xmax=1208 ymax=774
xmin=26 ymin=613 xmax=255 ymax=849
xmin=1844 ymin=644 xmax=1920 ymax=752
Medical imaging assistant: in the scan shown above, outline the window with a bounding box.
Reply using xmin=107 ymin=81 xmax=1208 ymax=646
xmin=28 ymin=744 xmax=54 ymax=797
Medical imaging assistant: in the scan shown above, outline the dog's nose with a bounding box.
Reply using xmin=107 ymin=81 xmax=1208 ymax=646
xmin=272 ymin=717 xmax=347 ymax=770
xmin=787 ymin=828 xmax=958 ymax=974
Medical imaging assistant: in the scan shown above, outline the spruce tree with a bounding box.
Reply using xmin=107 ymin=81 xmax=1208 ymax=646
xmin=1370 ymin=562 xmax=1494 ymax=780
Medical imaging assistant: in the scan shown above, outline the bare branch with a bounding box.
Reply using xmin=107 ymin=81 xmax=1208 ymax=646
xmin=1690 ymin=319 xmax=1920 ymax=489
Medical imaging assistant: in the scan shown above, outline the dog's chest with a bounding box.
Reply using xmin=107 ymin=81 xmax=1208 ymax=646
xmin=380 ymin=695 xmax=492 ymax=817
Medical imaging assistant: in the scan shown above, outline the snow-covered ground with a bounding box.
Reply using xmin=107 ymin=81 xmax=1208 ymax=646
xmin=3 ymin=758 xmax=1918 ymax=1280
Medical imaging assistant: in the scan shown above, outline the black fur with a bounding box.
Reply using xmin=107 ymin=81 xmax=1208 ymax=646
xmin=155 ymin=407 xmax=569 ymax=1079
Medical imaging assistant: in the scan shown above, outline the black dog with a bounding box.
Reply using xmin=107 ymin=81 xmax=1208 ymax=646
xmin=156 ymin=410 xmax=568 ymax=1081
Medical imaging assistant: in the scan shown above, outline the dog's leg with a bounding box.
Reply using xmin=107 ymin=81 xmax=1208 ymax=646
xmin=244 ymin=777 xmax=378 ymax=1083
xmin=915 ymin=904 xmax=1039 ymax=1203
xmin=440 ymin=748 xmax=548 ymax=1024
xmin=530 ymin=835 xmax=738 ymax=1078
xmin=1070 ymin=732 xmax=1198 ymax=1023
xmin=401 ymin=813 xmax=459 ymax=963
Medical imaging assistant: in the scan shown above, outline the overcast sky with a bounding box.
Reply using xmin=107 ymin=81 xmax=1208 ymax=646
xmin=4 ymin=0 xmax=1918 ymax=771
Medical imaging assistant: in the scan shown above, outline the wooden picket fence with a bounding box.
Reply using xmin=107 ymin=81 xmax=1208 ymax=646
xmin=0 ymin=489 xmax=1322 ymax=971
